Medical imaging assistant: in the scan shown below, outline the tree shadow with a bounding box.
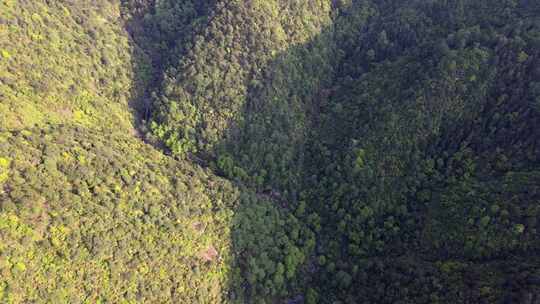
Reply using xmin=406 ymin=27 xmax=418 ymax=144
xmin=120 ymin=1 xmax=540 ymax=303
xmin=219 ymin=2 xmax=540 ymax=302
xmin=121 ymin=1 xmax=166 ymax=141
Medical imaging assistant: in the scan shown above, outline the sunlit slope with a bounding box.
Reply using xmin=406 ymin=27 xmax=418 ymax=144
xmin=0 ymin=124 xmax=309 ymax=303
xmin=0 ymin=125 xmax=239 ymax=302
xmin=0 ymin=0 xmax=148 ymax=131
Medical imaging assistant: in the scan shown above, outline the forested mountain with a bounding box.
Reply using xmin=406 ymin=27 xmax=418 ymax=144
xmin=1 ymin=0 xmax=540 ymax=303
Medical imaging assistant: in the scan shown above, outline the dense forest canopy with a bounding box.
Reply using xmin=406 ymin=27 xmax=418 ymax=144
xmin=1 ymin=0 xmax=540 ymax=303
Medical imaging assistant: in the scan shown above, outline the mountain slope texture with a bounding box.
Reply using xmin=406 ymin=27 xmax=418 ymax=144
xmin=1 ymin=0 xmax=540 ymax=303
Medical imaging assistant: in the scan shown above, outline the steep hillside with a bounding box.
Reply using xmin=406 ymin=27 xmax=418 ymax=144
xmin=0 ymin=125 xmax=236 ymax=302
xmin=148 ymin=0 xmax=334 ymax=163
xmin=149 ymin=0 xmax=540 ymax=302
xmin=0 ymin=0 xmax=150 ymax=131
xmin=0 ymin=124 xmax=312 ymax=303
xmin=304 ymin=1 xmax=540 ymax=302
xmin=1 ymin=0 xmax=540 ymax=303
xmin=0 ymin=2 xmax=310 ymax=303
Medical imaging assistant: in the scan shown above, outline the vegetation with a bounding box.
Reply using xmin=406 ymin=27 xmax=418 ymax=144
xmin=0 ymin=125 xmax=237 ymax=302
xmin=0 ymin=0 xmax=149 ymax=131
xmin=1 ymin=0 xmax=540 ymax=303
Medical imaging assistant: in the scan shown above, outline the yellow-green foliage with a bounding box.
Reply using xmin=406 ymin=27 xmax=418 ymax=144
xmin=0 ymin=1 xmax=142 ymax=132
xmin=0 ymin=124 xmax=304 ymax=303
xmin=0 ymin=157 xmax=9 ymax=183
xmin=0 ymin=49 xmax=11 ymax=59
xmin=0 ymin=125 xmax=240 ymax=303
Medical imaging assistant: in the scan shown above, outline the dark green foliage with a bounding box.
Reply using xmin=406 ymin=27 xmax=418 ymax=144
xmin=230 ymin=192 xmax=315 ymax=301
xmin=149 ymin=0 xmax=334 ymax=159
xmin=297 ymin=1 xmax=540 ymax=302
xmin=148 ymin=0 xmax=540 ymax=302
